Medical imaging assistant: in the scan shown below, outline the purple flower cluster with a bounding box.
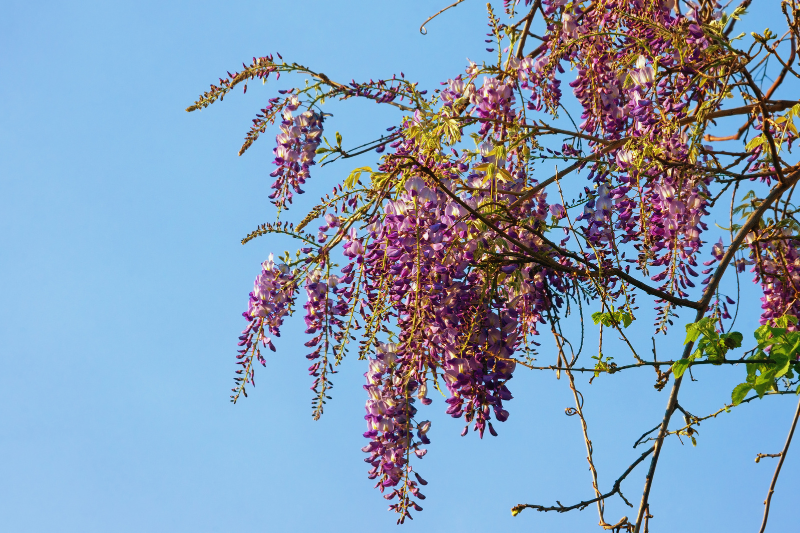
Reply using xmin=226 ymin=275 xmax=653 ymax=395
xmin=748 ymin=234 xmax=800 ymax=328
xmin=439 ymin=76 xmax=475 ymax=112
xmin=302 ymin=260 xmax=359 ymax=419
xmin=470 ymin=76 xmax=516 ymax=135
xmin=232 ymin=254 xmax=297 ymax=403
xmin=362 ymin=343 xmax=430 ymax=524
xmin=354 ymin=148 xmax=564 ymax=454
xmin=268 ymin=100 xmax=324 ymax=210
xmin=519 ymin=0 xmax=729 ymax=330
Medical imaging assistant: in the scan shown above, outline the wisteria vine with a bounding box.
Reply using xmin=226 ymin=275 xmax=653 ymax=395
xmin=189 ymin=0 xmax=800 ymax=530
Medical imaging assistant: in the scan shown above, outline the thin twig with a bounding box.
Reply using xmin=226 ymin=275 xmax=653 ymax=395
xmin=554 ymin=323 xmax=608 ymax=526
xmin=755 ymin=452 xmax=782 ymax=463
xmin=633 ymin=425 xmax=661 ymax=449
xmin=512 ymin=447 xmax=654 ymax=516
xmin=758 ymin=395 xmax=800 ymax=533
xmin=516 ymin=358 xmax=786 ymax=373
xmin=419 ymin=0 xmax=465 ymax=35
xmin=658 ymin=391 xmax=797 ymax=443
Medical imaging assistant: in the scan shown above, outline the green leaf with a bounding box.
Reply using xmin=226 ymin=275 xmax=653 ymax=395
xmin=746 ymin=358 xmax=759 ymax=381
xmin=775 ymin=339 xmax=799 ymax=378
xmin=755 ymin=368 xmax=776 ymax=387
xmin=721 ymin=331 xmax=743 ymax=349
xmin=442 ymin=118 xmax=462 ymax=145
xmin=496 ymin=167 xmax=514 ymax=182
xmin=685 ymin=317 xmax=717 ymax=347
xmin=685 ymin=322 xmax=702 ymax=344
xmin=344 ymin=166 xmax=372 ymax=190
xmin=745 ymin=134 xmax=765 ymax=152
xmin=591 ymin=310 xmax=634 ymax=328
xmin=769 ymin=343 xmax=792 ymax=362
xmin=731 ymin=383 xmax=753 ymax=405
xmin=673 ymin=359 xmax=691 ymax=379
xmin=371 ymin=171 xmax=390 ymax=189
xmin=754 ymin=378 xmax=773 ymax=398
xmin=776 ymin=358 xmax=793 ymax=379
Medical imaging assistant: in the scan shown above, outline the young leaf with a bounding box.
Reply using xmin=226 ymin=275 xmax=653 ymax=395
xmin=731 ymin=382 xmax=753 ymax=405
xmin=721 ymin=331 xmax=743 ymax=349
xmin=672 ymin=358 xmax=691 ymax=379
xmin=685 ymin=321 xmax=703 ymax=344
xmin=744 ymin=134 xmax=764 ymax=152
xmin=344 ymin=166 xmax=372 ymax=190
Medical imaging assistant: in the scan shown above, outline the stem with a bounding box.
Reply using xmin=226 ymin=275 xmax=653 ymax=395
xmin=551 ymin=321 xmax=608 ymax=526
xmin=512 ymin=447 xmax=653 ymax=516
xmin=631 ymin=346 xmax=689 ymax=533
xmin=566 ymin=366 xmax=608 ymax=526
xmin=514 ymin=1 xmax=540 ymax=59
xmin=758 ymin=395 xmax=800 ymax=533
xmin=419 ymin=0 xmax=465 ymax=35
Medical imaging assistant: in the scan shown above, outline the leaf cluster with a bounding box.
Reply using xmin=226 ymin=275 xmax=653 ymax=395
xmin=672 ymin=318 xmax=743 ymax=378
xmin=732 ymin=315 xmax=800 ymax=404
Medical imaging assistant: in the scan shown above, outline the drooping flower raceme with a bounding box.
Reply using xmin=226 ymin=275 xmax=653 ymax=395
xmin=268 ymin=103 xmax=324 ymax=210
xmin=362 ymin=343 xmax=430 ymax=517
xmin=232 ymin=254 xmax=297 ymax=402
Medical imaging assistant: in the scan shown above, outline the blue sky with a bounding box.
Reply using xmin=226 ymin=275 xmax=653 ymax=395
xmin=2 ymin=1 xmax=798 ymax=531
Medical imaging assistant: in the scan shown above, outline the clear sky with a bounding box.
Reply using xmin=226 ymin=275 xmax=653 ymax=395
xmin=2 ymin=1 xmax=798 ymax=532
